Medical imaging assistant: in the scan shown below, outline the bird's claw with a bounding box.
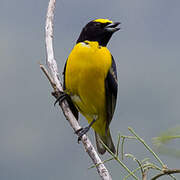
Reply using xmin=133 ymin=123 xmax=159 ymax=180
xmin=76 ymin=127 xmax=90 ymax=143
xmin=75 ymin=128 xmax=83 ymax=134
xmin=54 ymin=91 xmax=68 ymax=106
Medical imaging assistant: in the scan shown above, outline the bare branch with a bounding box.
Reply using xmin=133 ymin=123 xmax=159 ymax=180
xmin=43 ymin=0 xmax=112 ymax=179
xmin=40 ymin=64 xmax=56 ymax=90
xmin=142 ymin=169 xmax=149 ymax=180
xmin=151 ymin=169 xmax=180 ymax=180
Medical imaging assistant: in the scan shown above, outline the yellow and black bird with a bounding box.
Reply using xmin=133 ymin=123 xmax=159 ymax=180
xmin=56 ymin=18 xmax=120 ymax=154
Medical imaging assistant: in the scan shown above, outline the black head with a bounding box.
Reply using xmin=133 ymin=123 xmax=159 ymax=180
xmin=76 ymin=19 xmax=120 ymax=46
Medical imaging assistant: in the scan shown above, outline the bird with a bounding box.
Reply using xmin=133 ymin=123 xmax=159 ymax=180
xmin=56 ymin=18 xmax=120 ymax=154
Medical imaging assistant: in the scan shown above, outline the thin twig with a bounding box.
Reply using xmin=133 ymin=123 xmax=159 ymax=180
xmin=116 ymin=133 xmax=121 ymax=156
xmin=128 ymin=127 xmax=165 ymax=167
xmin=125 ymin=153 xmax=149 ymax=180
xmin=120 ymin=135 xmax=137 ymax=160
xmin=43 ymin=0 xmax=112 ymax=179
xmin=88 ymin=157 xmax=114 ymax=169
xmin=151 ymin=169 xmax=180 ymax=180
xmin=123 ymin=167 xmax=141 ymax=180
xmin=142 ymin=169 xmax=148 ymax=180
xmin=99 ymin=139 xmax=139 ymax=180
xmin=40 ymin=64 xmax=57 ymax=90
xmin=123 ymin=162 xmax=157 ymax=180
xmin=121 ymin=136 xmax=125 ymax=160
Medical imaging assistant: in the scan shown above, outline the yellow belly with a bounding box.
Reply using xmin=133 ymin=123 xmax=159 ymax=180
xmin=65 ymin=41 xmax=112 ymax=135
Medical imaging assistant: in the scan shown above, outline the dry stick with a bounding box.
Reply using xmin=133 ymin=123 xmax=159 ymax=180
xmin=43 ymin=0 xmax=112 ymax=179
xmin=142 ymin=169 xmax=148 ymax=180
xmin=151 ymin=169 xmax=180 ymax=180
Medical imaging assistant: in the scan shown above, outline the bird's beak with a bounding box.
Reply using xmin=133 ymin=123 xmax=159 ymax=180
xmin=105 ymin=22 xmax=121 ymax=33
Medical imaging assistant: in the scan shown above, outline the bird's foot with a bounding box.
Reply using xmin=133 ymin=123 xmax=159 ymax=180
xmin=75 ymin=127 xmax=90 ymax=143
xmin=54 ymin=91 xmax=68 ymax=106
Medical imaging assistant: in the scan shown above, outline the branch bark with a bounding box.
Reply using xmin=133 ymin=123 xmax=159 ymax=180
xmin=151 ymin=169 xmax=180 ymax=180
xmin=42 ymin=0 xmax=113 ymax=179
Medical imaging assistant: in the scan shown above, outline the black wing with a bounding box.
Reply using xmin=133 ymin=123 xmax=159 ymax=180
xmin=105 ymin=55 xmax=118 ymax=132
xmin=63 ymin=61 xmax=79 ymax=120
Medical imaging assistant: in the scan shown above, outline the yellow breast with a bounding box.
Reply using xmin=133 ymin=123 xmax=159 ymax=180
xmin=65 ymin=41 xmax=112 ymax=133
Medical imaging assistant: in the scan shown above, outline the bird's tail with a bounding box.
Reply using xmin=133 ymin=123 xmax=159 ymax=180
xmin=95 ymin=129 xmax=116 ymax=155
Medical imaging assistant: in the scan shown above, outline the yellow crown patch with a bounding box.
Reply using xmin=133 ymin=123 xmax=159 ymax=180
xmin=93 ymin=19 xmax=113 ymax=24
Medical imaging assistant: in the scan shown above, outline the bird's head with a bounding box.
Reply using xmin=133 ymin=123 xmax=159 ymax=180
xmin=76 ymin=18 xmax=120 ymax=46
